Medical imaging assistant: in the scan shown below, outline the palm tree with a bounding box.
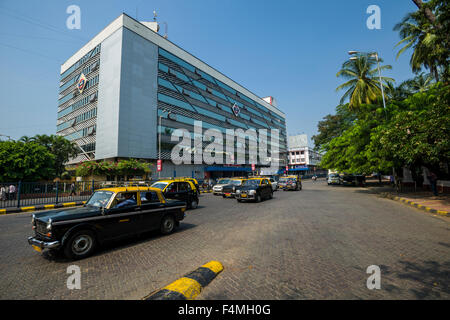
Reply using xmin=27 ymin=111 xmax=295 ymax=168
xmin=404 ymin=72 xmax=434 ymax=92
xmin=19 ymin=136 xmax=33 ymax=143
xmin=336 ymin=54 xmax=394 ymax=110
xmin=394 ymin=12 xmax=443 ymax=82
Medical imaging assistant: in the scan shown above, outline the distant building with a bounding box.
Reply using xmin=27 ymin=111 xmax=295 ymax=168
xmin=287 ymin=134 xmax=324 ymax=175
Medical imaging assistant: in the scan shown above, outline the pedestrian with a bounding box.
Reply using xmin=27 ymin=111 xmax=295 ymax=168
xmin=0 ymin=186 xmax=5 ymax=201
xmin=427 ymin=170 xmax=438 ymax=196
xmin=70 ymin=182 xmax=76 ymax=196
xmin=9 ymin=184 xmax=16 ymax=201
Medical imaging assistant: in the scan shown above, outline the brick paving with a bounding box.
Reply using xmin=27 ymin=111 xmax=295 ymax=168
xmin=0 ymin=179 xmax=448 ymax=300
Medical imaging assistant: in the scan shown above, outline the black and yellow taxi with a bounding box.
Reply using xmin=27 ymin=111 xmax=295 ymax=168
xmin=151 ymin=179 xmax=199 ymax=209
xmin=28 ymin=187 xmax=186 ymax=260
xmin=235 ymin=177 xmax=273 ymax=202
xmin=221 ymin=177 xmax=248 ymax=198
xmin=279 ymin=175 xmax=302 ymax=191
xmin=158 ymin=177 xmax=200 ymax=196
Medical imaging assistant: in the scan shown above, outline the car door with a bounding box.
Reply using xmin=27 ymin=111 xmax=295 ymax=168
xmin=140 ymin=191 xmax=165 ymax=232
xmin=100 ymin=192 xmax=142 ymax=241
xmin=163 ymin=182 xmax=179 ymax=201
xmin=178 ymin=182 xmax=192 ymax=205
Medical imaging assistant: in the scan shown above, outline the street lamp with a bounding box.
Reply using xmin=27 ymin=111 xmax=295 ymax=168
xmin=158 ymin=110 xmax=172 ymax=178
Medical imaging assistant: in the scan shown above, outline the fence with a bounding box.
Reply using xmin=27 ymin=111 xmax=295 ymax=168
xmin=0 ymin=180 xmax=107 ymax=209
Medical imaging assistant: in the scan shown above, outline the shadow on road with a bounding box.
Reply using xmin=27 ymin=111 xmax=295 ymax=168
xmin=396 ymin=260 xmax=450 ymax=299
xmin=42 ymin=222 xmax=197 ymax=263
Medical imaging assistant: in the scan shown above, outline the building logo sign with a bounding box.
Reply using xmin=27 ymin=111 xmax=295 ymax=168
xmin=77 ymin=73 xmax=87 ymax=94
xmin=231 ymin=103 xmax=240 ymax=117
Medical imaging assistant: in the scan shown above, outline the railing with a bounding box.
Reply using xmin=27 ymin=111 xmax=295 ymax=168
xmin=0 ymin=180 xmax=105 ymax=209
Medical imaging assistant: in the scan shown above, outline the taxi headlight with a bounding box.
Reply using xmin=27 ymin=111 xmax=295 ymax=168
xmin=46 ymin=218 xmax=52 ymax=231
xmin=249 ymin=190 xmax=256 ymax=195
xmin=236 ymin=189 xmax=241 ymax=194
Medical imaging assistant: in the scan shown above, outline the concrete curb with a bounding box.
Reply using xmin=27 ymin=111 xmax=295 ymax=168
xmin=380 ymin=192 xmax=449 ymax=217
xmin=144 ymin=261 xmax=224 ymax=300
xmin=0 ymin=201 xmax=86 ymax=215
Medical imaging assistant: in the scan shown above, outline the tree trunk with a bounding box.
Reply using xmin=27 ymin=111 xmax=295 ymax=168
xmin=412 ymin=0 xmax=437 ymax=24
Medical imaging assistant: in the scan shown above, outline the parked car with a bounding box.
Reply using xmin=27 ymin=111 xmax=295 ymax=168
xmin=268 ymin=177 xmax=278 ymax=191
xmin=279 ymin=175 xmax=302 ymax=191
xmin=151 ymin=180 xmax=199 ymax=209
xmin=235 ymin=178 xmax=273 ymax=202
xmin=327 ymin=173 xmax=341 ymax=185
xmin=212 ymin=178 xmax=233 ymax=195
xmin=28 ymin=187 xmax=186 ymax=259
xmin=340 ymin=174 xmax=356 ymax=186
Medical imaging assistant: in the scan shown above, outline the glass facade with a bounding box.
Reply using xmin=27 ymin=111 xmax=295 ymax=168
xmin=156 ymin=48 xmax=287 ymax=163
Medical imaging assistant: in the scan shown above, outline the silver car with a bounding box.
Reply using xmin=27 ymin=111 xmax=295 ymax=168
xmin=212 ymin=178 xmax=232 ymax=195
xmin=327 ymin=174 xmax=341 ymax=185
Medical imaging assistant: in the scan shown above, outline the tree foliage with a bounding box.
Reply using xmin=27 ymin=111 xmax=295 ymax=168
xmin=75 ymin=159 xmax=152 ymax=177
xmin=0 ymin=141 xmax=56 ymax=181
xmin=319 ymin=83 xmax=450 ymax=176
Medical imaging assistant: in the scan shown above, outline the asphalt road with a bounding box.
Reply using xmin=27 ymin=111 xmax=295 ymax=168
xmin=0 ymin=179 xmax=449 ymax=300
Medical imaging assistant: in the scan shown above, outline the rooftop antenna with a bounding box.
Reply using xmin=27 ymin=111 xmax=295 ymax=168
xmin=163 ymin=21 xmax=168 ymax=39
xmin=153 ymin=10 xmax=157 ymax=21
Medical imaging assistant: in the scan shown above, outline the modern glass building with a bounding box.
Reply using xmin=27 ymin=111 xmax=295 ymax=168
xmin=57 ymin=13 xmax=287 ymax=179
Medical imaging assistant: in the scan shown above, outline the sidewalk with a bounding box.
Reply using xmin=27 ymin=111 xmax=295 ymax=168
xmin=366 ymin=183 xmax=450 ymax=217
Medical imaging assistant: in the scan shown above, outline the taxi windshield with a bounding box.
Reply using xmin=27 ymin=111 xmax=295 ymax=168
xmin=217 ymin=179 xmax=231 ymax=184
xmin=243 ymin=180 xmax=260 ymax=187
xmin=151 ymin=182 xmax=169 ymax=190
xmin=86 ymin=191 xmax=114 ymax=207
xmin=230 ymin=180 xmax=243 ymax=185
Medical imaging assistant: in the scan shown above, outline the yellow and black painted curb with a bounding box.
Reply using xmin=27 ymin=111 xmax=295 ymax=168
xmin=200 ymin=190 xmax=213 ymax=193
xmin=381 ymin=193 xmax=449 ymax=217
xmin=0 ymin=201 xmax=86 ymax=215
xmin=144 ymin=261 xmax=223 ymax=300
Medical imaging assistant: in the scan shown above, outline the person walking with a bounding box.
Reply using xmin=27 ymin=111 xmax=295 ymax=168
xmin=9 ymin=184 xmax=16 ymax=201
xmin=70 ymin=182 xmax=76 ymax=196
xmin=0 ymin=186 xmax=6 ymax=201
xmin=427 ymin=170 xmax=438 ymax=196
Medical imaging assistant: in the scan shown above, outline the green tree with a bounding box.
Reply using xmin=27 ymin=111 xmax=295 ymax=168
xmin=30 ymin=134 xmax=79 ymax=178
xmin=0 ymin=141 xmax=56 ymax=181
xmin=312 ymin=104 xmax=356 ymax=151
xmin=394 ymin=0 xmax=449 ymax=82
xmin=377 ymin=83 xmax=450 ymax=171
xmin=336 ymin=54 xmax=394 ymax=110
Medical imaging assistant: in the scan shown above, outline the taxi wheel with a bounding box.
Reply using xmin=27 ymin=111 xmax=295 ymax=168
xmin=189 ymin=199 xmax=198 ymax=209
xmin=160 ymin=214 xmax=175 ymax=234
xmin=269 ymin=191 xmax=273 ymax=199
xmin=64 ymin=230 xmax=97 ymax=260
xmin=255 ymin=194 xmax=261 ymax=203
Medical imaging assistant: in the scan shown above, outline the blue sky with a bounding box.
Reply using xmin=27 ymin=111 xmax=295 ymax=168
xmin=0 ymin=0 xmax=419 ymax=145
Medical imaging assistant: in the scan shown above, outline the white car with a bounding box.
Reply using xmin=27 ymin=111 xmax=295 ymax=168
xmin=327 ymin=174 xmax=341 ymax=185
xmin=212 ymin=178 xmax=232 ymax=195
xmin=269 ymin=178 xmax=278 ymax=191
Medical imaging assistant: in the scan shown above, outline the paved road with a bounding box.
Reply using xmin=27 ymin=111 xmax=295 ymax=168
xmin=0 ymin=179 xmax=448 ymax=299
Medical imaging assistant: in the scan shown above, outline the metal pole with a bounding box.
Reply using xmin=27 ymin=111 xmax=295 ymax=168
xmin=17 ymin=181 xmax=21 ymax=208
xmin=55 ymin=181 xmax=59 ymax=204
xmin=159 ymin=115 xmax=162 ymax=179
xmin=375 ymin=53 xmax=387 ymax=118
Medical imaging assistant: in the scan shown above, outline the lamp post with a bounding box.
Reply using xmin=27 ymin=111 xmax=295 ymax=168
xmin=158 ymin=110 xmax=172 ymax=179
